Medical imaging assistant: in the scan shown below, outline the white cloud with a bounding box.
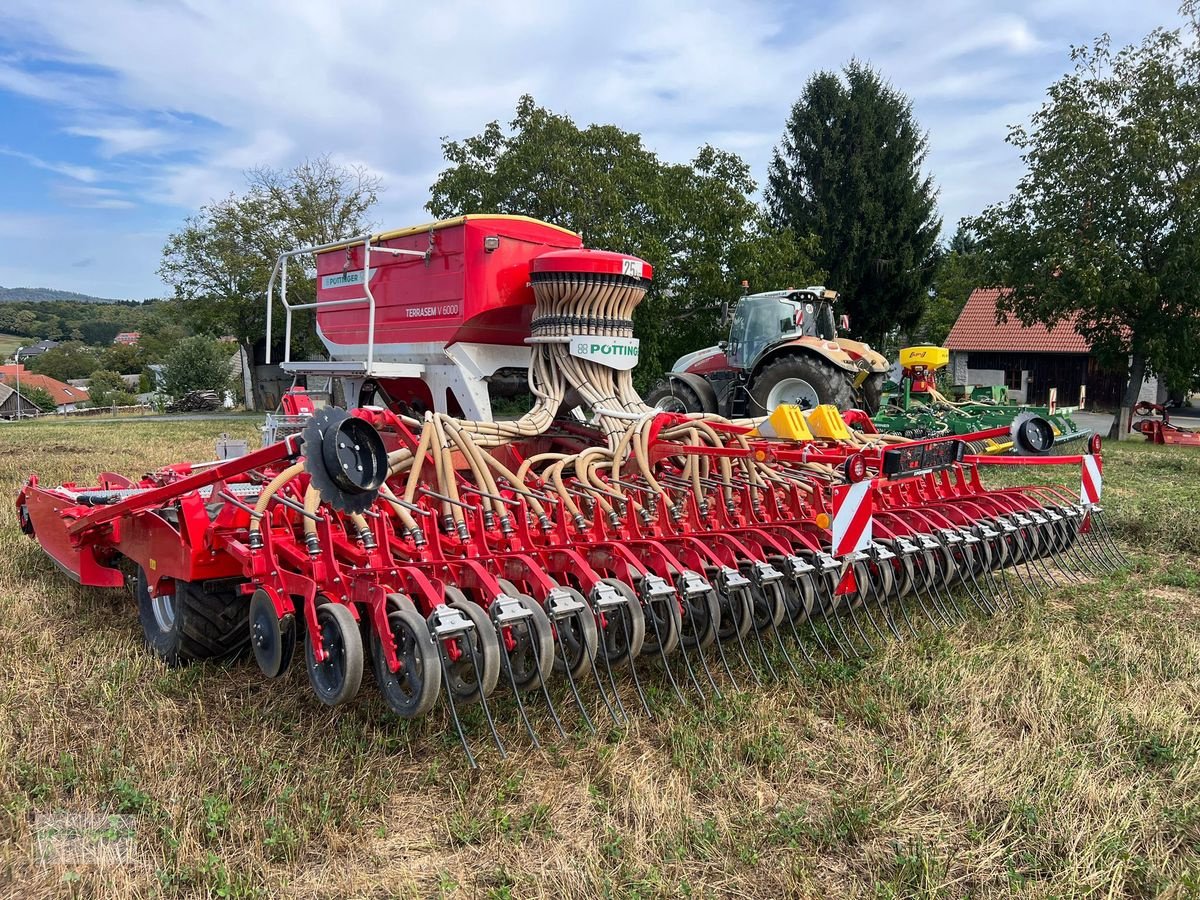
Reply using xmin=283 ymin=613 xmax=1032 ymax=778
xmin=0 ymin=146 xmax=99 ymax=182
xmin=0 ymin=0 xmax=1187 ymax=296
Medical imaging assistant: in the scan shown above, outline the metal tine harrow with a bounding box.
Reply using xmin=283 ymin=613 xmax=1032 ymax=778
xmin=17 ymin=394 xmax=1123 ymax=768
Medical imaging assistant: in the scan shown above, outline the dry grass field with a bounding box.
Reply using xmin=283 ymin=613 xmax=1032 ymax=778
xmin=1 ymin=418 xmax=1198 ymax=899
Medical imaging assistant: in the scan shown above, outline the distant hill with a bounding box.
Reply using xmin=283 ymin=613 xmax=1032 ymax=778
xmin=0 ymin=286 xmax=126 ymax=304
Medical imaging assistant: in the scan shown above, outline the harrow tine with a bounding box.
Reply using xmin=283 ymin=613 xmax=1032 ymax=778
xmin=891 ymin=553 xmax=921 ymax=637
xmin=926 ymin=552 xmax=962 ymax=625
xmin=729 ymin=592 xmax=765 ymax=685
xmin=1085 ymin=512 xmax=1121 ymax=571
xmin=1093 ymin=509 xmax=1127 ymax=569
xmin=617 ymin=604 xmax=653 ymax=716
xmin=866 ymin=564 xmax=903 ymax=640
xmin=815 ymin=572 xmax=856 ymax=657
xmin=642 ymin=584 xmax=687 ymax=705
xmin=549 ymin=613 xmax=595 ymax=735
xmin=792 ymin=569 xmax=836 ymax=660
xmin=528 ymin=624 xmax=568 ymax=740
xmin=778 ymin=579 xmax=818 ymax=671
xmin=496 ymin=621 xmax=540 ymax=748
xmin=436 ymin=645 xmax=476 ymax=768
xmin=762 ymin=582 xmax=802 ymax=678
xmin=851 ymin=562 xmax=890 ymax=643
xmin=673 ymin=620 xmax=709 ymax=700
xmin=581 ymin=623 xmax=624 ymax=727
xmin=915 ymin=549 xmax=953 ymax=626
xmin=465 ymin=632 xmax=507 ymax=757
xmin=682 ymin=591 xmax=723 ymax=697
xmin=745 ymin=583 xmax=780 ymax=681
xmin=840 ymin=585 xmax=876 ymax=652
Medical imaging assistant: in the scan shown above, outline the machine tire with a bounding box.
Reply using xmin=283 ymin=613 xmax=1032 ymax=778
xmin=860 ymin=373 xmax=886 ymax=414
xmin=136 ymin=567 xmax=249 ymax=667
xmin=749 ymin=354 xmax=853 ymax=414
xmin=304 ymin=602 xmax=365 ymax=706
xmin=645 ymin=379 xmax=706 ymax=414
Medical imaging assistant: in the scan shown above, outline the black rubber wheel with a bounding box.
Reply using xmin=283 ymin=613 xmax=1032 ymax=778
xmin=546 ymin=583 xmax=599 ymax=681
xmin=304 ymin=602 xmax=364 ymax=706
xmin=860 ymin=373 xmax=886 ymax=414
xmin=640 ymin=585 xmax=682 ymax=656
xmin=495 ymin=579 xmax=555 ymax=692
xmin=595 ymin=578 xmax=647 ymax=668
xmin=135 ymin=567 xmax=249 ymax=667
xmin=715 ymin=583 xmax=753 ymax=642
xmin=749 ymin=354 xmax=852 ymax=414
xmin=645 ymin=379 xmax=706 ymax=414
xmin=676 ymin=571 xmax=720 ymax=649
xmin=443 ymin=587 xmax=501 ymax=705
xmin=748 ymin=579 xmax=787 ymax=631
xmin=370 ymin=595 xmax=441 ymax=718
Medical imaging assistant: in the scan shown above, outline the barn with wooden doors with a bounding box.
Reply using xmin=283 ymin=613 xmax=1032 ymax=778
xmin=944 ymin=288 xmax=1162 ymax=409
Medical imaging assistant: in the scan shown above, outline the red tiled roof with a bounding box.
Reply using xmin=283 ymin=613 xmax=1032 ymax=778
xmin=944 ymin=288 xmax=1091 ymax=354
xmin=0 ymin=368 xmax=88 ymax=406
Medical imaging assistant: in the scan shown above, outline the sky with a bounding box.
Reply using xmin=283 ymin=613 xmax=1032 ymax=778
xmin=0 ymin=0 xmax=1185 ymax=300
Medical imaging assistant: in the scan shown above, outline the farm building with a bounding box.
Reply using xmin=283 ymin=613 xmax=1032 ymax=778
xmin=0 ymin=364 xmax=88 ymax=412
xmin=944 ymin=288 xmax=1162 ymax=408
xmin=0 ymin=382 xmax=41 ymax=418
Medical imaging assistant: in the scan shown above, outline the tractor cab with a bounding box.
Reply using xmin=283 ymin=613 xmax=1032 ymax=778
xmin=726 ymin=288 xmax=839 ymax=369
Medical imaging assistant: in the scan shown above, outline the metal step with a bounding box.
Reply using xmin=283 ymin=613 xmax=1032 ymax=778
xmin=280 ymin=360 xmax=425 ymax=378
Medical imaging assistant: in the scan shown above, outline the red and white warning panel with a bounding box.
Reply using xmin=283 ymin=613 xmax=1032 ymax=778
xmin=831 ymin=481 xmax=874 ymax=556
xmin=1080 ymin=453 xmax=1103 ymax=506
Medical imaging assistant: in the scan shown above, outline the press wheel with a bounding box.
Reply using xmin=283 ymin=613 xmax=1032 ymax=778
xmin=304 ymin=602 xmax=364 ymax=707
xmin=371 ymin=594 xmax=442 ymax=718
xmin=495 ymin=579 xmax=555 ymax=692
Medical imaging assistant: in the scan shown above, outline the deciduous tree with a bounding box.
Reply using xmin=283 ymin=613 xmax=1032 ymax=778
xmin=969 ymin=7 xmax=1200 ymax=437
xmin=428 ymin=96 xmax=819 ymax=381
xmin=159 ymin=156 xmax=381 ymax=408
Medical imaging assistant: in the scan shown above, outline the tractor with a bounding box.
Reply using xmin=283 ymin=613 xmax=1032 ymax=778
xmin=645 ymin=287 xmax=890 ymax=417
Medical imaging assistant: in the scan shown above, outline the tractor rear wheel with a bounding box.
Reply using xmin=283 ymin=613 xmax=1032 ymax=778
xmin=135 ymin=567 xmax=249 ymax=667
xmin=645 ymin=379 xmax=705 ymax=414
xmin=749 ymin=355 xmax=852 ymax=414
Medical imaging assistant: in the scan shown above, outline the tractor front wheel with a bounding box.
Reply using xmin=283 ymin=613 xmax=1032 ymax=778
xmin=861 ymin=373 xmax=886 ymax=414
xmin=749 ymin=355 xmax=852 ymax=414
xmin=645 ymin=379 xmax=706 ymax=414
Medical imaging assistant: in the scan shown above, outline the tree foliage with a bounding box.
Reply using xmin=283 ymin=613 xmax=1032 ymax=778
xmin=917 ymin=226 xmax=981 ymax=345
xmin=20 ymin=385 xmax=58 ymax=413
xmin=766 ymin=62 xmax=942 ymax=345
xmin=0 ymin=299 xmax=148 ymax=343
xmin=968 ymin=8 xmax=1200 ymax=435
xmin=161 ymin=336 xmax=232 ymax=399
xmin=27 ymin=341 xmax=101 ymax=381
xmin=87 ymin=369 xmax=129 ymax=407
xmin=428 ymin=96 xmax=820 ymax=380
xmin=159 ymin=156 xmax=382 ymax=406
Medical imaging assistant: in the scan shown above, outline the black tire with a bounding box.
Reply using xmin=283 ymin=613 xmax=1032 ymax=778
xmin=749 ymin=354 xmax=853 ymax=414
xmin=135 ymin=567 xmax=249 ymax=667
xmin=860 ymin=373 xmax=886 ymax=414
xmin=645 ymin=379 xmax=706 ymax=414
xmin=370 ymin=598 xmax=442 ymax=718
xmin=305 ymin=602 xmax=365 ymax=707
xmin=443 ymin=587 xmax=501 ymax=704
